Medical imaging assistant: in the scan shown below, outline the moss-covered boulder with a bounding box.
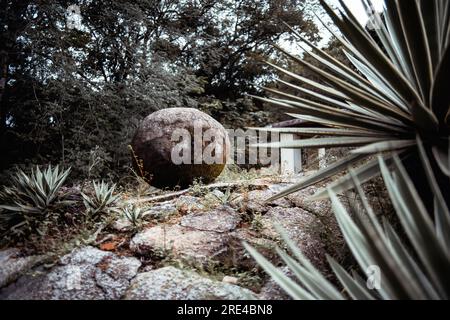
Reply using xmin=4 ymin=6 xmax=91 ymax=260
xmin=131 ymin=108 xmax=229 ymax=189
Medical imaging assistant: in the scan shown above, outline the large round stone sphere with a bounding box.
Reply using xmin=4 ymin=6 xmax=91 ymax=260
xmin=131 ymin=108 xmax=229 ymax=189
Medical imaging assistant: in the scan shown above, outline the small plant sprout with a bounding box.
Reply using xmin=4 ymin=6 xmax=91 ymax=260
xmin=122 ymin=204 xmax=150 ymax=231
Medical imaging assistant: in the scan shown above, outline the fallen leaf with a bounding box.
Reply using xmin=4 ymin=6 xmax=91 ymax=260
xmin=100 ymin=241 xmax=117 ymax=251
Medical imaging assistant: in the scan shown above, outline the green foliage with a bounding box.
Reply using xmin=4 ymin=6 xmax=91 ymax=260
xmin=246 ymin=146 xmax=450 ymax=299
xmin=190 ymin=179 xmax=207 ymax=197
xmin=254 ymin=0 xmax=450 ymax=202
xmin=0 ymin=165 xmax=71 ymax=238
xmin=81 ymin=181 xmax=120 ymax=220
xmin=250 ymin=213 xmax=264 ymax=233
xmin=1 ymin=0 xmax=321 ymax=181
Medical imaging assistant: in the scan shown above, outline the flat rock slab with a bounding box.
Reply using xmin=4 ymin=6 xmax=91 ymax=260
xmin=180 ymin=206 xmax=241 ymax=233
xmin=0 ymin=246 xmax=141 ymax=300
xmin=130 ymin=224 xmax=230 ymax=265
xmin=0 ymin=248 xmax=44 ymax=288
xmin=124 ymin=266 xmax=256 ymax=300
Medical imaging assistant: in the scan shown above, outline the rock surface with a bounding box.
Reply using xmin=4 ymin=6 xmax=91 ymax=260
xmin=180 ymin=206 xmax=241 ymax=233
xmin=0 ymin=247 xmax=141 ymax=300
xmin=130 ymin=184 xmax=328 ymax=271
xmin=131 ymin=108 xmax=230 ymax=189
xmin=124 ymin=266 xmax=256 ymax=300
xmin=260 ymin=207 xmax=326 ymax=270
xmin=0 ymin=179 xmax=336 ymax=300
xmin=0 ymin=248 xmax=43 ymax=288
xmin=130 ymin=224 xmax=231 ymax=265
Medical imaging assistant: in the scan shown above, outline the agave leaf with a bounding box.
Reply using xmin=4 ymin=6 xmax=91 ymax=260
xmin=318 ymin=0 xmax=422 ymax=107
xmin=349 ymin=169 xmax=385 ymax=238
xmin=431 ymin=43 xmax=450 ymax=123
xmin=379 ymin=155 xmax=450 ymax=298
xmin=351 ymin=140 xmax=416 ymax=154
xmin=283 ymin=22 xmax=376 ymax=91
xmin=298 ymin=42 xmax=399 ymax=109
xmin=0 ymin=205 xmax=28 ymax=212
xmin=274 ymin=224 xmax=342 ymax=296
xmin=248 ymin=127 xmax=390 ymax=138
xmin=81 ymin=192 xmax=96 ymax=209
xmin=275 ymin=45 xmax=414 ymax=126
xmin=0 ymin=204 xmax=40 ymax=214
xmin=361 ymin=1 xmax=404 ymax=71
xmin=431 ymin=144 xmax=450 ymax=176
xmin=267 ymin=87 xmax=408 ymax=131
xmin=275 ymin=97 xmax=407 ymax=132
xmin=313 ymin=10 xmax=366 ymax=63
xmin=348 ymin=171 xmax=427 ymax=299
xmin=343 ymin=51 xmax=407 ymax=110
xmin=310 ymin=154 xmax=394 ymax=201
xmin=341 ymin=1 xmax=439 ymax=131
xmin=267 ymin=153 xmax=367 ymax=202
xmin=285 ymin=113 xmax=369 ymax=130
xmin=274 ymin=78 xmax=355 ymax=111
xmin=443 ymin=2 xmax=450 ymax=48
xmin=416 ymin=136 xmax=450 ymax=247
xmin=383 ymin=0 xmax=417 ymax=83
xmin=276 ymin=247 xmax=344 ymax=300
xmin=256 ymin=136 xmax=385 ymax=150
xmin=329 ymin=187 xmax=412 ymax=299
xmin=327 ymin=256 xmax=375 ymax=300
xmin=328 ymin=188 xmax=372 ymax=272
xmin=419 ymin=0 xmax=441 ymax=67
xmin=243 ymin=242 xmax=315 ymax=300
xmin=264 ymin=61 xmax=346 ymax=99
xmin=82 ymin=181 xmax=119 ymax=217
xmin=382 ymin=218 xmax=441 ymax=299
xmin=396 ymin=0 xmax=434 ymax=101
xmin=322 ymin=2 xmax=406 ymax=109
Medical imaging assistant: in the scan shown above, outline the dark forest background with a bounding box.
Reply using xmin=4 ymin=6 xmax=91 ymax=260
xmin=0 ymin=0 xmax=336 ymax=183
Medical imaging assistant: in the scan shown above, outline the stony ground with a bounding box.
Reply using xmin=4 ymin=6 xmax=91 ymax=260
xmin=0 ymin=173 xmax=345 ymax=300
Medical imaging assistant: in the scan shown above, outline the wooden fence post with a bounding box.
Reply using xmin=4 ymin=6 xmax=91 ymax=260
xmin=280 ymin=133 xmax=302 ymax=175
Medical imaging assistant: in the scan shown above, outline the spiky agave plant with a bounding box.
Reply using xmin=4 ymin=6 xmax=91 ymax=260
xmin=121 ymin=204 xmax=150 ymax=232
xmin=81 ymin=181 xmax=120 ymax=219
xmin=245 ymin=139 xmax=450 ymax=299
xmin=0 ymin=165 xmax=72 ymax=237
xmin=245 ymin=0 xmax=450 ymax=300
xmin=251 ymin=0 xmax=450 ymax=202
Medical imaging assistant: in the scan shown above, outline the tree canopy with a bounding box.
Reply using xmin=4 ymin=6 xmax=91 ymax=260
xmin=0 ymin=0 xmax=320 ymax=181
